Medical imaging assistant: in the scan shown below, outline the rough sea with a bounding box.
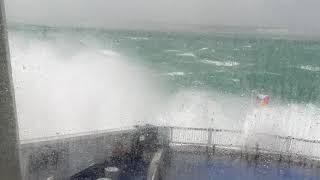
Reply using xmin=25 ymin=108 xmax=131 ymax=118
xmin=9 ymin=25 xmax=320 ymax=141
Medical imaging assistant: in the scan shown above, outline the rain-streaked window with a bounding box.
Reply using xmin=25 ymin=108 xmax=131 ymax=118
xmin=1 ymin=0 xmax=320 ymax=179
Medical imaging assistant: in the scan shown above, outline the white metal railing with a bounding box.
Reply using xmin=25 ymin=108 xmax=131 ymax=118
xmin=167 ymin=126 xmax=320 ymax=159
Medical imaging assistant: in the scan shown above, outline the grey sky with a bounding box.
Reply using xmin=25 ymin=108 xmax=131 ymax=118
xmin=4 ymin=0 xmax=320 ymax=33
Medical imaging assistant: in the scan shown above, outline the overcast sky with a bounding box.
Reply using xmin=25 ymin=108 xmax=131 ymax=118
xmin=4 ymin=0 xmax=320 ymax=34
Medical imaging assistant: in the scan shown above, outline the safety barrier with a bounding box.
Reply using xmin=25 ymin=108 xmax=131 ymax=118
xmin=167 ymin=126 xmax=320 ymax=160
xmin=18 ymin=125 xmax=320 ymax=179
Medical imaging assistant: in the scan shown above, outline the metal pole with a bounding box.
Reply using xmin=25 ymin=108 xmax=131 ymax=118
xmin=0 ymin=0 xmax=22 ymax=179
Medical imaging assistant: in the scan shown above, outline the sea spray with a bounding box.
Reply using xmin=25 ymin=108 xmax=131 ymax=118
xmin=9 ymin=31 xmax=163 ymax=140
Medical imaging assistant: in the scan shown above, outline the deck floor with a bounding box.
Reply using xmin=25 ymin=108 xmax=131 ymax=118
xmin=164 ymin=152 xmax=320 ymax=180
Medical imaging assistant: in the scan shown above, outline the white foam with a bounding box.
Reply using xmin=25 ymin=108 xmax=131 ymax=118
xmin=153 ymin=90 xmax=249 ymax=130
xmin=299 ymin=65 xmax=320 ymax=72
xmin=100 ymin=50 xmax=120 ymax=57
xmin=198 ymin=47 xmax=208 ymax=51
xmin=202 ymin=60 xmax=239 ymax=67
xmin=164 ymin=49 xmax=182 ymax=53
xmin=242 ymin=45 xmax=252 ymax=48
xmin=167 ymin=72 xmax=185 ymax=76
xmin=153 ymin=89 xmax=320 ymax=142
xmin=264 ymin=72 xmax=281 ymax=76
xmin=243 ymin=103 xmax=320 ymax=140
xmin=176 ymin=52 xmax=196 ymax=57
xmin=127 ymin=36 xmax=149 ymax=40
xmin=231 ymin=78 xmax=240 ymax=82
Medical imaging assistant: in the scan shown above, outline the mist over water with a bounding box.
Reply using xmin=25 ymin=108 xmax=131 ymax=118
xmin=5 ymin=0 xmax=320 ymax=36
xmin=8 ymin=26 xmax=320 ymax=141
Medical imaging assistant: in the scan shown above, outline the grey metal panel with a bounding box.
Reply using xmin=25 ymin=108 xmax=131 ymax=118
xmin=0 ymin=0 xmax=22 ymax=179
xmin=19 ymin=129 xmax=136 ymax=180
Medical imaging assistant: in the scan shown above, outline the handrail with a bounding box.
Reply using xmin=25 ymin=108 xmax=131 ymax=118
xmin=165 ymin=126 xmax=320 ymax=145
xmin=166 ymin=125 xmax=320 ymax=160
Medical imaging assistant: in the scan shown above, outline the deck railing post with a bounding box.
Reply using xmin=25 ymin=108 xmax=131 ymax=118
xmin=207 ymin=128 xmax=212 ymax=146
xmin=169 ymin=127 xmax=173 ymax=143
xmin=286 ymin=137 xmax=293 ymax=153
xmin=254 ymin=143 xmax=260 ymax=161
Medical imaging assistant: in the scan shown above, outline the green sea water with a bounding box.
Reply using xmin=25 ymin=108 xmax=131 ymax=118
xmin=9 ymin=25 xmax=320 ymax=139
xmin=76 ymin=29 xmax=320 ymax=103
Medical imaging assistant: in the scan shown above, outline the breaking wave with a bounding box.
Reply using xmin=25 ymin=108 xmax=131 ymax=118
xmin=9 ymin=31 xmax=162 ymax=140
xmin=154 ymin=90 xmax=320 ymax=140
xmin=9 ymin=28 xmax=320 ymax=145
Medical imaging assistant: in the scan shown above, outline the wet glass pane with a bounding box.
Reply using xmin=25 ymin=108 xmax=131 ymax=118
xmin=2 ymin=0 xmax=320 ymax=179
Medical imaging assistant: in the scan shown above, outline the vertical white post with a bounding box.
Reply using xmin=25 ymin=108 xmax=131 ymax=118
xmin=207 ymin=129 xmax=212 ymax=146
xmin=0 ymin=0 xmax=22 ymax=179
